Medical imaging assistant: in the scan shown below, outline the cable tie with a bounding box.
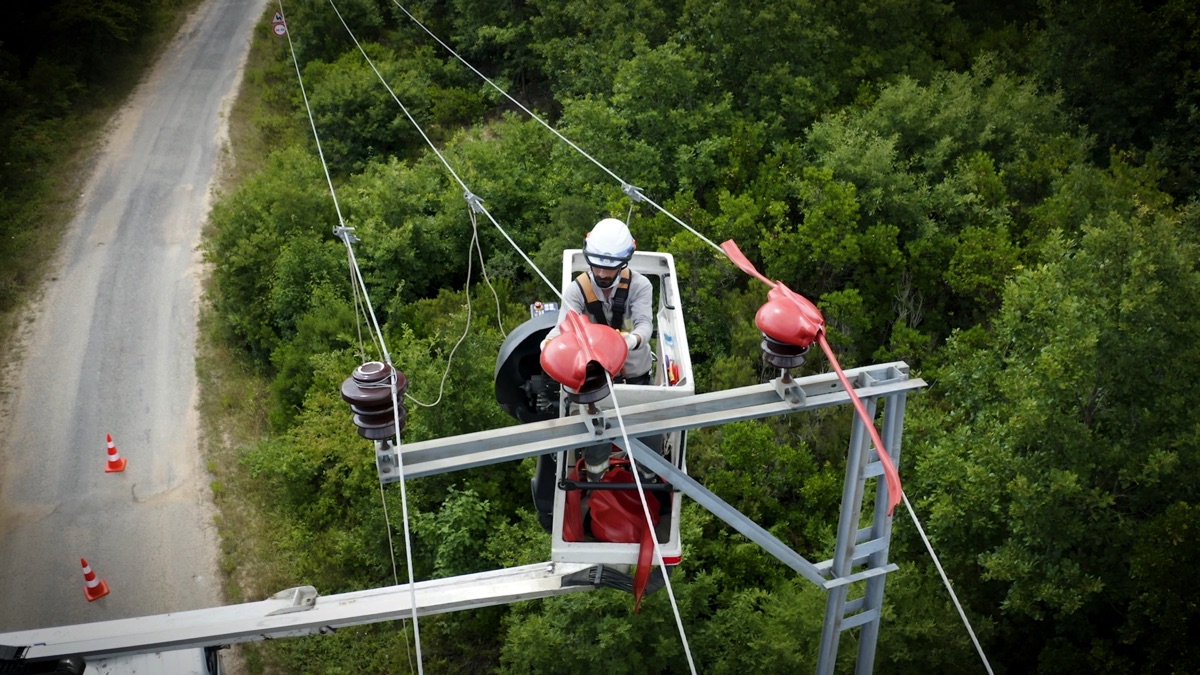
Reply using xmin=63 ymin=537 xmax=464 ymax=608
xmin=622 ymin=182 xmax=646 ymax=203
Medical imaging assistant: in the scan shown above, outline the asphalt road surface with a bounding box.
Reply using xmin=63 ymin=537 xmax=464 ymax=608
xmin=0 ymin=0 xmax=269 ymax=633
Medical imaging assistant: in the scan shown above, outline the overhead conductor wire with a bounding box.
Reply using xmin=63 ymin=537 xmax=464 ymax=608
xmin=275 ymin=2 xmax=423 ymax=670
xmin=390 ymin=1 xmax=723 ymax=255
xmin=327 ymin=0 xmax=561 ymax=301
xmin=393 ymin=5 xmax=993 ymax=670
xmin=605 ymin=372 xmax=699 ymax=675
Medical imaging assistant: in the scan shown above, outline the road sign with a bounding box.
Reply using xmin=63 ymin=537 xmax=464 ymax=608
xmin=273 ymin=11 xmax=283 ymax=22
xmin=273 ymin=22 xmax=287 ymax=37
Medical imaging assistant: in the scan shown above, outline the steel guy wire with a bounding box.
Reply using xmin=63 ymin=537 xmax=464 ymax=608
xmin=276 ymin=3 xmax=423 ymax=669
xmin=475 ymin=223 xmax=509 ymax=338
xmin=326 ymin=0 xmax=560 ymax=300
xmin=902 ymin=493 xmax=995 ymax=674
xmin=347 ymin=242 xmax=384 ymax=363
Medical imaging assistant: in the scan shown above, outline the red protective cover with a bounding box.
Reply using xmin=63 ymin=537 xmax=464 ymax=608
xmin=561 ymin=457 xmax=662 ymax=611
xmin=540 ymin=310 xmax=628 ymax=389
xmin=755 ymin=282 xmax=824 ymax=349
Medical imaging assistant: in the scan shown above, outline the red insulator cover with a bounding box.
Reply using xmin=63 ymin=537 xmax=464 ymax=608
xmin=539 ymin=310 xmax=628 ymax=389
xmin=755 ymin=282 xmax=824 ymax=349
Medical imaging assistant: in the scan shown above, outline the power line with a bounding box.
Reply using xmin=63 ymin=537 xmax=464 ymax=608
xmin=605 ymin=373 xmax=699 ymax=674
xmin=902 ymin=493 xmax=995 ymax=674
xmin=325 ymin=0 xmax=561 ymax=300
xmin=389 ymin=1 xmax=724 ymax=257
xmin=275 ymin=3 xmax=424 ymax=670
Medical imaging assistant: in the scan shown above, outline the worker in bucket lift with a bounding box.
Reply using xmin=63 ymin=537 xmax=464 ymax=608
xmin=542 ymin=218 xmax=654 ymax=385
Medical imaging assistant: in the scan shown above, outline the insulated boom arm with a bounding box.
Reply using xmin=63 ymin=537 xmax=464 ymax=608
xmin=0 ymin=563 xmax=598 ymax=664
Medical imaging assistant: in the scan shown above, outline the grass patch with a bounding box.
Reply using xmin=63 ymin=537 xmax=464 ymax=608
xmin=212 ymin=18 xmax=301 ymax=197
xmin=195 ymin=298 xmax=280 ymax=674
xmin=197 ymin=9 xmax=308 ymax=672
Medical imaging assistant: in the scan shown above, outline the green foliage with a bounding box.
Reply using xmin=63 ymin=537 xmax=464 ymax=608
xmin=527 ymin=0 xmax=681 ymax=98
xmin=677 ymin=0 xmax=838 ymax=136
xmin=692 ymin=579 xmax=835 ymax=674
xmin=690 ymin=421 xmax=818 ymax=527
xmin=205 ymin=145 xmax=341 ymax=362
xmin=199 ymin=2 xmax=1200 ymax=672
xmin=876 ymin=563 xmax=987 ymax=673
xmin=268 ymin=288 xmax=358 ymax=430
xmin=910 ymin=201 xmax=1200 ymax=669
xmin=302 ymin=44 xmax=486 ymax=174
xmin=279 ymin=0 xmax=387 ymax=66
xmin=414 ymin=487 xmax=495 ymax=577
xmin=1030 ymin=0 xmax=1200 ymax=197
xmin=795 ymin=59 xmax=1086 ymax=361
xmin=498 ymin=579 xmax=704 ymax=674
xmin=1124 ymin=501 xmax=1200 ymax=672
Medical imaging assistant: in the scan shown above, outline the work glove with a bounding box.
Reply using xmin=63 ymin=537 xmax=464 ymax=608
xmin=623 ymin=332 xmax=639 ymax=352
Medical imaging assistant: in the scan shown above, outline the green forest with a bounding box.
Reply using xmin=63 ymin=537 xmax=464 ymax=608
xmin=0 ymin=0 xmax=203 ymax=333
xmin=204 ymin=1 xmax=1200 ymax=673
xmin=8 ymin=0 xmax=1193 ymax=672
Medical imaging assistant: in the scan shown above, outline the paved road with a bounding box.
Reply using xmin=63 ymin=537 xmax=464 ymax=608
xmin=0 ymin=0 xmax=269 ymax=632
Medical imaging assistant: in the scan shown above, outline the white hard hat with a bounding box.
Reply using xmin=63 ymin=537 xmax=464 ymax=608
xmin=584 ymin=218 xmax=635 ymax=269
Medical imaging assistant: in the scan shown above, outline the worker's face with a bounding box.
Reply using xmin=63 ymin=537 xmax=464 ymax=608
xmin=591 ymin=265 xmax=621 ymax=289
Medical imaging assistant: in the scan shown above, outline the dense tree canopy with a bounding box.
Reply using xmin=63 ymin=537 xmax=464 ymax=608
xmin=198 ymin=0 xmax=1200 ymax=672
xmin=0 ymin=0 xmax=200 ymax=314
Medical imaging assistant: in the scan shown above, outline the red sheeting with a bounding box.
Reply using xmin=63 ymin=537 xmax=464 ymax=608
xmin=563 ymin=456 xmax=662 ymax=610
xmin=540 ymin=310 xmax=627 ymax=390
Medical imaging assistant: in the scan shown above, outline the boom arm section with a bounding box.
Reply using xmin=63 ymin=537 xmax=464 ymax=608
xmin=0 ymin=563 xmax=597 ymax=665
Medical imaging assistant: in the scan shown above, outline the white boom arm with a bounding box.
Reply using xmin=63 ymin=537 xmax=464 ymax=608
xmin=0 ymin=562 xmax=597 ymax=664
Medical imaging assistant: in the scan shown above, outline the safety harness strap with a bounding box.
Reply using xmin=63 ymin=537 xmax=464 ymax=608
xmin=575 ymin=269 xmax=631 ymax=329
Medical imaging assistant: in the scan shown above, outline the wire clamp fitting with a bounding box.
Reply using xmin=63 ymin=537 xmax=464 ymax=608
xmin=333 ymin=225 xmax=360 ymax=244
xmin=375 ymin=439 xmax=401 ymax=484
xmin=266 ymin=586 xmax=319 ymax=615
xmin=464 ymin=190 xmax=486 ymax=214
xmin=773 ymin=371 xmax=807 ymax=407
xmin=581 ymin=403 xmax=609 ymax=437
xmin=621 ymin=182 xmax=646 ymax=203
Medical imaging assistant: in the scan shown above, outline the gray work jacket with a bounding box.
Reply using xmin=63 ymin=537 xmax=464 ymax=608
xmin=544 ymin=269 xmax=653 ymax=378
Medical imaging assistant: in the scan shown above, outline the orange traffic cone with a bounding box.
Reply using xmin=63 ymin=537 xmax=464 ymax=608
xmin=81 ymin=558 xmax=110 ymax=602
xmin=104 ymin=434 xmax=126 ymax=473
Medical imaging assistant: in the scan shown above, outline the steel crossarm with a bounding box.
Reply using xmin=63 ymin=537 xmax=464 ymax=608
xmin=398 ymin=363 xmax=925 ymax=478
xmin=0 ymin=563 xmax=598 ymax=663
